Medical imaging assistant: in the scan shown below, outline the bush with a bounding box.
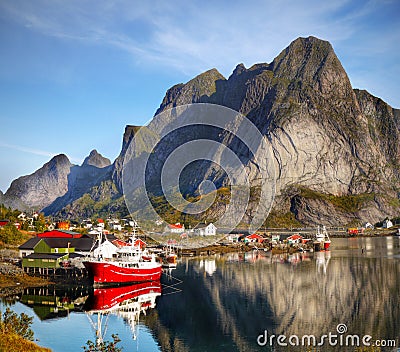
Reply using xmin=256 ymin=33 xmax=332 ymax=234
xmin=83 ymin=334 xmax=123 ymax=352
xmin=0 ymin=307 xmax=34 ymax=341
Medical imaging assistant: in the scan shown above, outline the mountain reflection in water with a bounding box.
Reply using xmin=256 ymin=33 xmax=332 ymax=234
xmin=145 ymin=237 xmax=400 ymax=352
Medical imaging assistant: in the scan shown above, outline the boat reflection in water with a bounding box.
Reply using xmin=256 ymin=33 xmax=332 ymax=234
xmin=84 ymin=281 xmax=161 ymax=344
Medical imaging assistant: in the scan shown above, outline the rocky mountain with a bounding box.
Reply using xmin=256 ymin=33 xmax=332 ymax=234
xmin=41 ymin=150 xmax=113 ymax=215
xmin=3 ymin=154 xmax=72 ymax=210
xmin=2 ymin=150 xmax=113 ymax=214
xmin=148 ymin=36 xmax=400 ymax=226
xmin=2 ymin=36 xmax=399 ymax=226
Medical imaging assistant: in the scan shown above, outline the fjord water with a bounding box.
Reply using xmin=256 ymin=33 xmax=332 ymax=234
xmin=1 ymin=237 xmax=399 ymax=351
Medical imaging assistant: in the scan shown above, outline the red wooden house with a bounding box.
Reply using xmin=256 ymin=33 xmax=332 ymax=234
xmin=244 ymin=233 xmax=265 ymax=243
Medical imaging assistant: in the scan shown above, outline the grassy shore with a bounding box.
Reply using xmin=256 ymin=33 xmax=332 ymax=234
xmin=0 ymin=333 xmax=51 ymax=352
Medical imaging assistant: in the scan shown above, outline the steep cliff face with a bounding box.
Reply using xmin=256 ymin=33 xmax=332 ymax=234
xmin=112 ymin=125 xmax=142 ymax=193
xmin=4 ymin=154 xmax=72 ymax=210
xmin=152 ymin=36 xmax=400 ymax=225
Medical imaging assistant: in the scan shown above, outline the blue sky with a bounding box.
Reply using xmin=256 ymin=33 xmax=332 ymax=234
xmin=0 ymin=0 xmax=399 ymax=192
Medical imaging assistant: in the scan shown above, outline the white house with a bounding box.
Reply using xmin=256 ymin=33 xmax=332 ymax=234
xmin=17 ymin=212 xmax=26 ymax=221
xmin=363 ymin=222 xmax=374 ymax=229
xmin=97 ymin=219 xmax=105 ymax=229
xmin=383 ymin=219 xmax=393 ymax=228
xmin=82 ymin=219 xmax=93 ymax=229
xmin=113 ymin=224 xmax=122 ymax=231
xmin=194 ymin=223 xmax=217 ymax=236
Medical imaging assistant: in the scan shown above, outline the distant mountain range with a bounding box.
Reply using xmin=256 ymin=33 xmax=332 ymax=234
xmin=1 ymin=36 xmax=399 ymax=227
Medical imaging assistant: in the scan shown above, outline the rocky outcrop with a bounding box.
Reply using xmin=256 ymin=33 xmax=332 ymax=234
xmin=4 ymin=154 xmax=72 ymax=210
xmin=82 ymin=149 xmax=111 ymax=168
xmin=155 ymin=68 xmax=226 ymax=116
xmin=112 ymin=125 xmax=142 ymax=193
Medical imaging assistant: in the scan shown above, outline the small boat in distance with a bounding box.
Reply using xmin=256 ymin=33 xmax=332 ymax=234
xmin=83 ymin=225 xmax=162 ymax=286
xmin=314 ymin=226 xmax=331 ymax=250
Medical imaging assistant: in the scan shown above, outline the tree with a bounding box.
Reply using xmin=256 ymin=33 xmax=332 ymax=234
xmin=0 ymin=223 xmax=22 ymax=245
xmin=0 ymin=308 xmax=34 ymax=341
xmin=33 ymin=213 xmax=47 ymax=232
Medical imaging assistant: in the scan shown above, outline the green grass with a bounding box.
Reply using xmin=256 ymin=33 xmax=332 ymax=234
xmin=264 ymin=210 xmax=304 ymax=228
xmin=296 ymin=186 xmax=375 ymax=213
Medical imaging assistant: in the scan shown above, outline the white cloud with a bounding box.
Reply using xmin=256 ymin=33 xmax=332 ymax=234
xmin=0 ymin=0 xmax=360 ymax=74
xmin=0 ymin=142 xmax=82 ymax=164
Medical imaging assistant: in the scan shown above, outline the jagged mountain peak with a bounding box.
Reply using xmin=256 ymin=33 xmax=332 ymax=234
xmin=155 ymin=68 xmax=226 ymax=115
xmin=38 ymin=154 xmax=72 ymax=175
xmin=275 ymin=36 xmax=334 ymax=64
xmin=272 ymin=36 xmax=347 ymax=92
xmin=49 ymin=153 xmax=71 ymax=165
xmin=4 ymin=153 xmax=73 ymax=210
xmin=233 ymin=63 xmax=246 ymax=73
xmin=82 ymin=149 xmax=111 ymax=168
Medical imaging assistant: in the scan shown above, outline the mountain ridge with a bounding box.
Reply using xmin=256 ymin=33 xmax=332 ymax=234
xmin=2 ymin=36 xmax=399 ymax=226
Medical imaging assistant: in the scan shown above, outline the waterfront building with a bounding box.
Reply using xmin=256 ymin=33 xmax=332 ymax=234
xmin=193 ymin=223 xmax=217 ymax=236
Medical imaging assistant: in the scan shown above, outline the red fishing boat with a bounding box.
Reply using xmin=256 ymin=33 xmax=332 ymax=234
xmin=83 ymin=226 xmax=162 ymax=286
xmin=84 ymin=260 xmax=162 ymax=285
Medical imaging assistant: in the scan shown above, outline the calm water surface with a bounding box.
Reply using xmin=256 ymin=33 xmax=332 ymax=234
xmin=1 ymin=237 xmax=399 ymax=351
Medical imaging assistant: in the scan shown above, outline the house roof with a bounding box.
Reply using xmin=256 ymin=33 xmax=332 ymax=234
xmin=42 ymin=238 xmax=74 ymax=248
xmin=246 ymin=233 xmax=264 ymax=239
xmin=193 ymin=223 xmax=215 ymax=229
xmin=37 ymin=230 xmax=82 ymax=238
xmin=169 ymin=223 xmax=184 ymax=229
xmin=19 ymin=237 xmax=42 ymax=250
xmin=24 ymin=253 xmax=67 ymax=260
xmin=0 ymin=220 xmax=10 ymax=227
xmin=19 ymin=237 xmax=96 ymax=252
xmin=288 ymin=234 xmax=303 ymax=240
xmin=72 ymin=238 xmax=96 ymax=251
